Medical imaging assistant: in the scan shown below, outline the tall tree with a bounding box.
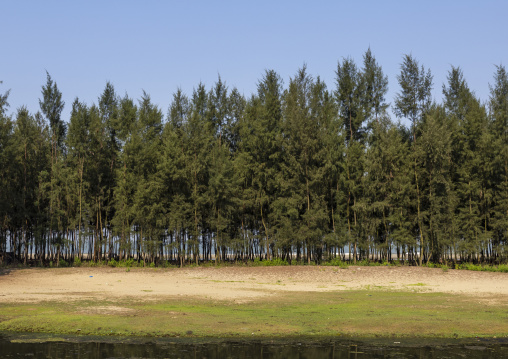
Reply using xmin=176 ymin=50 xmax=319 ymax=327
xmin=159 ymin=88 xmax=192 ymax=266
xmin=361 ymin=49 xmax=390 ymax=261
xmin=0 ymin=84 xmax=14 ymax=262
xmin=362 ymin=48 xmax=389 ymax=128
xmin=133 ymin=92 xmax=163 ymax=264
xmin=394 ymin=54 xmax=433 ymax=265
xmin=66 ymin=99 xmax=90 ymax=260
xmin=255 ymin=70 xmax=283 ymax=260
xmin=335 ymin=57 xmax=365 ymax=263
xmin=489 ymin=65 xmax=508 ymax=262
xmin=443 ymin=66 xmax=486 ymax=262
xmin=39 ymin=72 xmax=65 ymax=149
xmin=111 ymin=95 xmax=138 ymax=260
xmin=0 ymin=81 xmax=10 ymax=118
xmin=39 ymin=72 xmax=66 ymax=263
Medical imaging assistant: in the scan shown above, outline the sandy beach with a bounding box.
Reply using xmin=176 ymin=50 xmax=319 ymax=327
xmin=1 ymin=265 xmax=507 ymax=304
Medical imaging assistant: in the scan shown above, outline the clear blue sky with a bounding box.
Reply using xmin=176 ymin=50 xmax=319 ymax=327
xmin=1 ymin=0 xmax=507 ymax=124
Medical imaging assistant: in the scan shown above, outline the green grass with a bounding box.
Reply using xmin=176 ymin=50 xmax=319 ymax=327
xmin=7 ymin=258 xmax=508 ymax=273
xmin=0 ymin=290 xmax=506 ymax=339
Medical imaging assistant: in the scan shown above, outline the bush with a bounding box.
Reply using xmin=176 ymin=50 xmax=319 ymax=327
xmin=251 ymin=258 xmax=288 ymax=266
xmin=497 ymin=264 xmax=508 ymax=273
xmin=453 ymin=263 xmax=508 ymax=273
xmin=323 ymin=258 xmax=349 ymax=269
xmin=106 ymin=258 xmax=136 ymax=268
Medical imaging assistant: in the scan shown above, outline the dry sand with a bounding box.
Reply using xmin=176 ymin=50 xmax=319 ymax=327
xmin=0 ymin=266 xmax=507 ymax=304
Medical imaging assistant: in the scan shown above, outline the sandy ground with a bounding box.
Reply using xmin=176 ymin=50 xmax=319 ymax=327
xmin=0 ymin=266 xmax=507 ymax=304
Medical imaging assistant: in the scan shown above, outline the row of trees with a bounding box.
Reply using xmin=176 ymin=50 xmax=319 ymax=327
xmin=1 ymin=50 xmax=508 ymax=266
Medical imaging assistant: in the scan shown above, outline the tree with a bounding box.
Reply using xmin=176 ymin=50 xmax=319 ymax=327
xmin=416 ymin=105 xmax=452 ymax=263
xmin=394 ymin=54 xmax=433 ymax=265
xmin=279 ymin=66 xmax=329 ymax=263
xmin=0 ymin=84 xmax=14 ymax=262
xmin=111 ymin=95 xmax=138 ymax=261
xmin=133 ymin=92 xmax=164 ymax=264
xmin=394 ymin=55 xmax=433 ymax=142
xmin=39 ymin=72 xmax=66 ymax=263
xmin=186 ymin=84 xmax=212 ymax=262
xmin=159 ymin=88 xmax=192 ymax=266
xmin=361 ymin=49 xmax=390 ymax=261
xmin=362 ymin=48 xmax=389 ymax=128
xmin=335 ymin=56 xmax=366 ymax=263
xmin=39 ymin=72 xmax=65 ymax=149
xmin=252 ymin=70 xmax=284 ymax=260
xmin=12 ymin=107 xmax=49 ymax=263
xmin=0 ymin=81 xmax=10 ymax=118
xmin=489 ymin=65 xmax=508 ymax=262
xmin=336 ymin=57 xmax=364 ymax=143
xmin=443 ymin=66 xmax=487 ymax=262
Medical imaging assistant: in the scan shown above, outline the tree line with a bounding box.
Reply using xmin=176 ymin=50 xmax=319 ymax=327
xmin=1 ymin=50 xmax=507 ymax=266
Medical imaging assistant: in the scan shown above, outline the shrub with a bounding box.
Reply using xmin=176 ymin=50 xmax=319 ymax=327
xmin=497 ymin=264 xmax=508 ymax=273
xmin=324 ymin=258 xmax=349 ymax=269
xmin=251 ymin=258 xmax=288 ymax=266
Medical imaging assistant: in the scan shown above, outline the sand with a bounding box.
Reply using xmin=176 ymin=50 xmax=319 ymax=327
xmin=0 ymin=265 xmax=507 ymax=304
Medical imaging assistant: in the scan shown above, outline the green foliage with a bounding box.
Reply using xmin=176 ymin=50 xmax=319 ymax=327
xmin=107 ymin=259 xmax=136 ymax=268
xmin=251 ymin=258 xmax=289 ymax=266
xmin=323 ymin=258 xmax=349 ymax=268
xmin=3 ymin=57 xmax=508 ymax=268
xmin=455 ymin=263 xmax=508 ymax=273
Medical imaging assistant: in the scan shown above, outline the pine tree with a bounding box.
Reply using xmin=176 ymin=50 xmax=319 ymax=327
xmin=39 ymin=72 xmax=66 ymax=263
xmin=416 ymin=105 xmax=452 ymax=263
xmin=0 ymin=82 xmax=13 ymax=262
xmin=159 ymin=88 xmax=191 ymax=266
xmin=361 ymin=49 xmax=390 ymax=261
xmin=489 ymin=65 xmax=508 ymax=262
xmin=443 ymin=66 xmax=486 ymax=262
xmin=362 ymin=48 xmax=389 ymax=129
xmin=394 ymin=54 xmax=433 ymax=265
xmin=13 ymin=107 xmax=51 ymax=263
xmin=39 ymin=72 xmax=65 ymax=150
xmin=187 ymin=84 xmax=212 ymax=262
xmin=111 ymin=95 xmax=139 ymax=260
xmin=335 ymin=57 xmax=365 ymax=263
xmin=253 ymin=70 xmax=284 ymax=260
xmin=313 ymin=77 xmax=344 ymax=260
xmin=133 ymin=92 xmax=163 ymax=264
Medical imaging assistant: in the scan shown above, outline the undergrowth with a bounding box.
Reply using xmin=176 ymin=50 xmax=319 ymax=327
xmin=3 ymin=257 xmax=508 ymax=273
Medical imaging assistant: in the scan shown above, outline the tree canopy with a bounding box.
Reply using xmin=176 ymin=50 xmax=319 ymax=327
xmin=1 ymin=54 xmax=507 ymax=267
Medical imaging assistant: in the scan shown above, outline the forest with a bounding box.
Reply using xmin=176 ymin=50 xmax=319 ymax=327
xmin=1 ymin=50 xmax=508 ymax=267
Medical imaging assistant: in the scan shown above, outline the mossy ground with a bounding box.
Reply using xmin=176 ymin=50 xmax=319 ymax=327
xmin=0 ymin=290 xmax=506 ymax=339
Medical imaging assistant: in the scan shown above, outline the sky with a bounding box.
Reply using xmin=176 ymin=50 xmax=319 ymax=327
xmin=1 ymin=0 xmax=507 ymax=124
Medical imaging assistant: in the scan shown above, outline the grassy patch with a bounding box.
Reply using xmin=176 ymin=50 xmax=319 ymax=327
xmin=0 ymin=291 xmax=506 ymax=339
xmin=424 ymin=262 xmax=508 ymax=273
